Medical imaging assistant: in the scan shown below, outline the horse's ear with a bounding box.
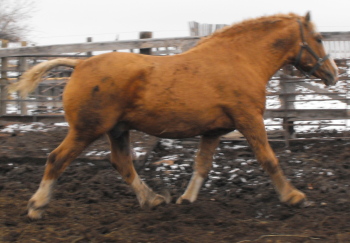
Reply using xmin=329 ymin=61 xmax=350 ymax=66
xmin=305 ymin=12 xmax=311 ymax=22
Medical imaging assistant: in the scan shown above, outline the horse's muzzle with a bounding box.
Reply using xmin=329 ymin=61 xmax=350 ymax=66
xmin=323 ymin=70 xmax=338 ymax=86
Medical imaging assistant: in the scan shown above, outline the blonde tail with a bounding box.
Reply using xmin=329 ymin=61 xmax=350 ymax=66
xmin=7 ymin=58 xmax=82 ymax=98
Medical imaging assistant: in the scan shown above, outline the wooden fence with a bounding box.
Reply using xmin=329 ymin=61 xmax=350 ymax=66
xmin=0 ymin=31 xmax=349 ymax=143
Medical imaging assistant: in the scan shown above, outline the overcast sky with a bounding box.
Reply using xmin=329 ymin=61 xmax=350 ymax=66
xmin=27 ymin=0 xmax=350 ymax=45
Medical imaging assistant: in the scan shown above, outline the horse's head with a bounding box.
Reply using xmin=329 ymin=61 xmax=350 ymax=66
xmin=293 ymin=12 xmax=338 ymax=86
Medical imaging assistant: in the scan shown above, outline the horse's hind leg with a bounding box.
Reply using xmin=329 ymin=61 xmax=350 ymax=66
xmin=177 ymin=135 xmax=220 ymax=204
xmin=107 ymin=126 xmax=170 ymax=208
xmin=28 ymin=129 xmax=98 ymax=219
xmin=237 ymin=115 xmax=306 ymax=205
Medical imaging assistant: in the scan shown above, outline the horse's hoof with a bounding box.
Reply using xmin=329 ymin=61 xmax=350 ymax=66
xmin=27 ymin=200 xmax=45 ymax=219
xmin=142 ymin=191 xmax=171 ymax=209
xmin=151 ymin=192 xmax=170 ymax=208
xmin=27 ymin=208 xmax=44 ymax=220
xmin=176 ymin=196 xmax=192 ymax=205
xmin=176 ymin=197 xmax=183 ymax=204
xmin=281 ymin=189 xmax=306 ymax=206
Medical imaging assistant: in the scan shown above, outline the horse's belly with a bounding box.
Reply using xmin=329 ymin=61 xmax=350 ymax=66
xmin=126 ymin=110 xmax=234 ymax=138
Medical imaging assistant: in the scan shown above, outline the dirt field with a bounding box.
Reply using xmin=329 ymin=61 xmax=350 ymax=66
xmin=1 ymin=125 xmax=349 ymax=242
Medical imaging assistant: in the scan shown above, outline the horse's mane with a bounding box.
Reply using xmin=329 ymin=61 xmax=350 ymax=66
xmin=196 ymin=13 xmax=303 ymax=46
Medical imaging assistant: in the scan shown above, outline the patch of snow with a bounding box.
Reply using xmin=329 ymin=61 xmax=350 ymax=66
xmin=54 ymin=122 xmax=68 ymax=126
xmin=0 ymin=122 xmax=53 ymax=133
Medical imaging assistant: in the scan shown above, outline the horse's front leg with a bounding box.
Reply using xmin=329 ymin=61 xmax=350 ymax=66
xmin=177 ymin=135 xmax=220 ymax=204
xmin=107 ymin=127 xmax=170 ymax=208
xmin=237 ymin=114 xmax=306 ymax=205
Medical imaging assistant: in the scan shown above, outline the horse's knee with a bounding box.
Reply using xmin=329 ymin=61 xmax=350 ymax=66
xmin=261 ymin=159 xmax=280 ymax=175
xmin=111 ymin=161 xmax=136 ymax=184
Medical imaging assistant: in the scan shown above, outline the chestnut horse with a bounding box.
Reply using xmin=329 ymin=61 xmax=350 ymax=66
xmin=9 ymin=12 xmax=338 ymax=219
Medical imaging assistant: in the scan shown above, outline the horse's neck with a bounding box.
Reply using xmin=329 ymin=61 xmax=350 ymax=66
xmin=190 ymin=21 xmax=298 ymax=82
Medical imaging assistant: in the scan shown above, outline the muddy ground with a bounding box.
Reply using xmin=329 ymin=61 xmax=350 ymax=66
xmin=0 ymin=125 xmax=349 ymax=242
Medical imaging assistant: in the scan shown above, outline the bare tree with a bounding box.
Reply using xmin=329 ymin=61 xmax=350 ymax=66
xmin=0 ymin=0 xmax=35 ymax=41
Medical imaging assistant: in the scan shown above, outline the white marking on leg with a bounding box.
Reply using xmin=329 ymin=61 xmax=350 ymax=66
xmin=30 ymin=179 xmax=56 ymax=206
xmin=177 ymin=172 xmax=204 ymax=203
xmin=28 ymin=179 xmax=56 ymax=219
xmin=131 ymin=175 xmax=151 ymax=206
xmin=131 ymin=175 xmax=167 ymax=207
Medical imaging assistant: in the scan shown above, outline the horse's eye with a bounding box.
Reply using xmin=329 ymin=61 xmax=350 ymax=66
xmin=316 ymin=37 xmax=323 ymax=43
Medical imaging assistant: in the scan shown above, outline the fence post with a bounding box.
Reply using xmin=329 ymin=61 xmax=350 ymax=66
xmin=0 ymin=40 xmax=9 ymax=116
xmin=189 ymin=21 xmax=200 ymax=36
xmin=280 ymin=65 xmax=297 ymax=145
xmin=86 ymin=37 xmax=93 ymax=56
xmin=139 ymin=32 xmax=153 ymax=55
xmin=18 ymin=41 xmax=28 ymax=115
